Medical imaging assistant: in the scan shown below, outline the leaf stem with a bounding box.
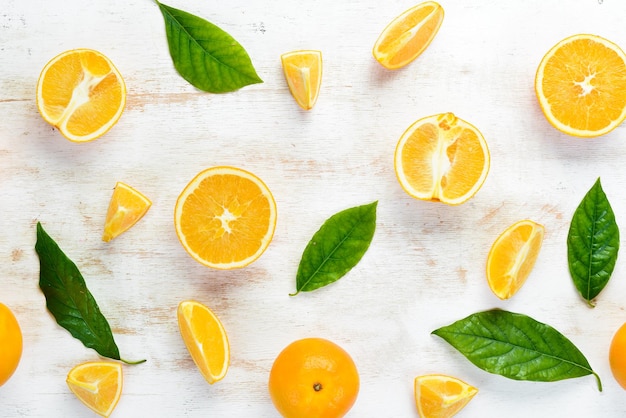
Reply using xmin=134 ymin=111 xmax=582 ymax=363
xmin=593 ymin=371 xmax=603 ymax=392
xmin=121 ymin=358 xmax=147 ymax=365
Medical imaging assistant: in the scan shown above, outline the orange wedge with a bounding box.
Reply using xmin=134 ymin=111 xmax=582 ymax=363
xmin=281 ymin=50 xmax=322 ymax=110
xmin=394 ymin=112 xmax=490 ymax=205
xmin=414 ymin=374 xmax=478 ymax=418
xmin=487 ymin=219 xmax=544 ymax=300
xmin=535 ymin=34 xmax=626 ymax=137
xmin=174 ymin=166 xmax=277 ymax=269
xmin=177 ymin=300 xmax=230 ymax=384
xmin=373 ymin=1 xmax=444 ymax=70
xmin=36 ymin=49 xmax=126 ymax=142
xmin=102 ymin=182 xmax=152 ymax=242
xmin=66 ymin=361 xmax=123 ymax=418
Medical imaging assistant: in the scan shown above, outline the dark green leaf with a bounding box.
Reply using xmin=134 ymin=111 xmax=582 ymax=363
xmin=35 ymin=222 xmax=144 ymax=364
xmin=567 ymin=178 xmax=619 ymax=307
xmin=432 ymin=309 xmax=602 ymax=391
xmin=156 ymin=1 xmax=262 ymax=93
xmin=291 ymin=201 xmax=377 ymax=295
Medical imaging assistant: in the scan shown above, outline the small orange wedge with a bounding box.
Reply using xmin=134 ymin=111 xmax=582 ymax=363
xmin=486 ymin=219 xmax=544 ymax=300
xmin=535 ymin=34 xmax=626 ymax=137
xmin=373 ymin=1 xmax=444 ymax=70
xmin=36 ymin=49 xmax=126 ymax=142
xmin=281 ymin=50 xmax=322 ymax=110
xmin=66 ymin=361 xmax=123 ymax=418
xmin=102 ymin=182 xmax=152 ymax=242
xmin=177 ymin=300 xmax=230 ymax=384
xmin=394 ymin=112 xmax=490 ymax=205
xmin=174 ymin=166 xmax=277 ymax=270
xmin=414 ymin=374 xmax=478 ymax=418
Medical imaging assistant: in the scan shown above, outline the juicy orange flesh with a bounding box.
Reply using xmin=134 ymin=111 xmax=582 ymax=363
xmin=178 ymin=173 xmax=272 ymax=265
xmin=282 ymin=51 xmax=322 ymax=110
xmin=178 ymin=302 xmax=229 ymax=383
xmin=415 ymin=375 xmax=477 ymax=418
xmin=102 ymin=183 xmax=151 ymax=242
xmin=374 ymin=2 xmax=444 ymax=68
xmin=0 ymin=304 xmax=22 ymax=387
xmin=67 ymin=363 xmax=121 ymax=417
xmin=400 ymin=119 xmax=486 ymax=201
xmin=541 ymin=38 xmax=626 ymax=132
xmin=40 ymin=50 xmax=123 ymax=136
xmin=487 ymin=222 xmax=544 ymax=299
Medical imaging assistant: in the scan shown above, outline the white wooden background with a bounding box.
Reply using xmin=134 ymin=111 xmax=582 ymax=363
xmin=2 ymin=0 xmax=626 ymax=416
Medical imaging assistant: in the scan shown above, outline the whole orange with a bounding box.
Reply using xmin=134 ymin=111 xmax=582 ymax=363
xmin=0 ymin=302 xmax=22 ymax=387
xmin=268 ymin=337 xmax=359 ymax=418
xmin=610 ymin=322 xmax=626 ymax=389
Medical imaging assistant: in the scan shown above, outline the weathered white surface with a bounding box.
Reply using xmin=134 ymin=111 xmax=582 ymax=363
xmin=2 ymin=0 xmax=626 ymax=416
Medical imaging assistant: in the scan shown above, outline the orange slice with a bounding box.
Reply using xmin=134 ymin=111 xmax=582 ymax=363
xmin=535 ymin=34 xmax=626 ymax=137
xmin=102 ymin=182 xmax=152 ymax=242
xmin=373 ymin=1 xmax=444 ymax=70
xmin=281 ymin=50 xmax=322 ymax=110
xmin=36 ymin=48 xmax=126 ymax=142
xmin=394 ymin=113 xmax=490 ymax=205
xmin=487 ymin=219 xmax=544 ymax=300
xmin=66 ymin=361 xmax=123 ymax=418
xmin=414 ymin=374 xmax=478 ymax=418
xmin=177 ymin=300 xmax=230 ymax=384
xmin=174 ymin=166 xmax=277 ymax=269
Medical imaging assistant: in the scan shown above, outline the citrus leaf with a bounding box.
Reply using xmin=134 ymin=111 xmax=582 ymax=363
xmin=35 ymin=222 xmax=144 ymax=364
xmin=432 ymin=309 xmax=602 ymax=391
xmin=567 ymin=178 xmax=619 ymax=307
xmin=156 ymin=1 xmax=262 ymax=93
xmin=291 ymin=201 xmax=377 ymax=295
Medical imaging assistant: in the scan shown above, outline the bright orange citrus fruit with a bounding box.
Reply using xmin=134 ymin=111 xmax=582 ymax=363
xmin=177 ymin=300 xmax=230 ymax=384
xmin=414 ymin=374 xmax=478 ymax=418
xmin=373 ymin=1 xmax=444 ymax=70
xmin=535 ymin=34 xmax=626 ymax=137
xmin=610 ymin=322 xmax=626 ymax=390
xmin=102 ymin=182 xmax=152 ymax=242
xmin=0 ymin=303 xmax=22 ymax=387
xmin=174 ymin=166 xmax=277 ymax=269
xmin=486 ymin=219 xmax=545 ymax=300
xmin=36 ymin=48 xmax=126 ymax=142
xmin=281 ymin=50 xmax=322 ymax=110
xmin=269 ymin=337 xmax=360 ymax=418
xmin=66 ymin=361 xmax=123 ymax=418
xmin=394 ymin=112 xmax=490 ymax=205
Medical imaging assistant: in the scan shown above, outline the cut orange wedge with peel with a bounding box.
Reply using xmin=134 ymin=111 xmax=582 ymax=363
xmin=174 ymin=166 xmax=277 ymax=270
xmin=66 ymin=361 xmax=123 ymax=418
xmin=535 ymin=34 xmax=626 ymax=137
xmin=373 ymin=1 xmax=444 ymax=70
xmin=36 ymin=49 xmax=126 ymax=142
xmin=394 ymin=113 xmax=490 ymax=205
xmin=487 ymin=219 xmax=544 ymax=300
xmin=414 ymin=374 xmax=478 ymax=418
xmin=102 ymin=182 xmax=152 ymax=242
xmin=177 ymin=300 xmax=230 ymax=384
xmin=281 ymin=50 xmax=322 ymax=110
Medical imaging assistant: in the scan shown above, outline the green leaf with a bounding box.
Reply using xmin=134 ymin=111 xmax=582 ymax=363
xmin=567 ymin=178 xmax=619 ymax=307
xmin=35 ymin=223 xmax=144 ymax=364
xmin=156 ymin=1 xmax=263 ymax=93
xmin=432 ymin=309 xmax=602 ymax=391
xmin=291 ymin=201 xmax=377 ymax=295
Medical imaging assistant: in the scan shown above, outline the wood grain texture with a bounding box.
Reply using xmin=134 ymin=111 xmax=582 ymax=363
xmin=2 ymin=0 xmax=626 ymax=416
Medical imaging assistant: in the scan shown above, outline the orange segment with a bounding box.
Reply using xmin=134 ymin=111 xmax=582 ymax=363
xmin=102 ymin=182 xmax=152 ymax=242
xmin=394 ymin=113 xmax=490 ymax=205
xmin=36 ymin=49 xmax=126 ymax=142
xmin=414 ymin=374 xmax=478 ymax=418
xmin=487 ymin=219 xmax=544 ymax=300
xmin=174 ymin=166 xmax=277 ymax=270
xmin=177 ymin=300 xmax=230 ymax=384
xmin=66 ymin=361 xmax=123 ymax=418
xmin=535 ymin=34 xmax=626 ymax=137
xmin=373 ymin=1 xmax=444 ymax=70
xmin=281 ymin=50 xmax=322 ymax=110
